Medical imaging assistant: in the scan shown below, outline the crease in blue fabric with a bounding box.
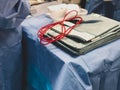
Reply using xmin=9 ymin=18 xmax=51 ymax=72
xmin=27 ymin=63 xmax=52 ymax=90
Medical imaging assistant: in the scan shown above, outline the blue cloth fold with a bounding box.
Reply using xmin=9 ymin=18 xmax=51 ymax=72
xmin=0 ymin=0 xmax=29 ymax=29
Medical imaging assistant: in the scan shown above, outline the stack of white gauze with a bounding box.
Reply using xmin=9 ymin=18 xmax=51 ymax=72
xmin=47 ymin=4 xmax=88 ymax=21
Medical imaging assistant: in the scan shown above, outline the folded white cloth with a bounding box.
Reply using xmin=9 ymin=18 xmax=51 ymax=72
xmin=47 ymin=4 xmax=88 ymax=21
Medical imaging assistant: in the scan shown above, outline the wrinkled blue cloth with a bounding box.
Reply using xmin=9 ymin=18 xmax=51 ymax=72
xmin=0 ymin=0 xmax=29 ymax=90
xmin=85 ymin=0 xmax=120 ymax=21
xmin=22 ymin=14 xmax=120 ymax=90
xmin=22 ymin=14 xmax=54 ymax=90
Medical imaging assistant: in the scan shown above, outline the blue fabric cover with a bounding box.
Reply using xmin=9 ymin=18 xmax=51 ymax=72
xmin=22 ymin=15 xmax=54 ymax=90
xmin=0 ymin=0 xmax=29 ymax=90
xmin=85 ymin=0 xmax=120 ymax=21
xmin=22 ymin=14 xmax=120 ymax=90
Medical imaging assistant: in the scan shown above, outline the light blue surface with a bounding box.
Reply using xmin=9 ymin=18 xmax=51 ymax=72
xmin=22 ymin=14 xmax=120 ymax=90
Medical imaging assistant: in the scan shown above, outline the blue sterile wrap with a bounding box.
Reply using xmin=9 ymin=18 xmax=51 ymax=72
xmin=22 ymin=14 xmax=54 ymax=90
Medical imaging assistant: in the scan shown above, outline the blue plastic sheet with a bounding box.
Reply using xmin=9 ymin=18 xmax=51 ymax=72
xmin=85 ymin=0 xmax=120 ymax=21
xmin=22 ymin=14 xmax=120 ymax=90
xmin=0 ymin=0 xmax=29 ymax=90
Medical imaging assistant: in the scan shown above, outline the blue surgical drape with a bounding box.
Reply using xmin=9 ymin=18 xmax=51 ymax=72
xmin=85 ymin=0 xmax=120 ymax=21
xmin=0 ymin=0 xmax=29 ymax=90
